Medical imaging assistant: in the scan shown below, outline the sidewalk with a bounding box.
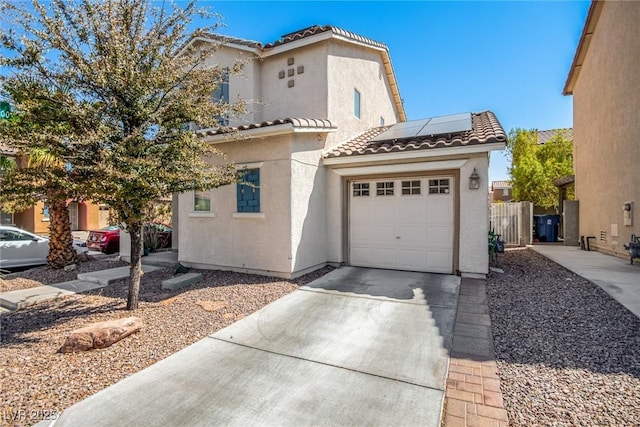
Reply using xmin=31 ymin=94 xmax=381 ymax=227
xmin=530 ymin=244 xmax=640 ymax=319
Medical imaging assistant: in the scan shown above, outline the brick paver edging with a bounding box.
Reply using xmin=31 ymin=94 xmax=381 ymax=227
xmin=442 ymin=278 xmax=509 ymax=427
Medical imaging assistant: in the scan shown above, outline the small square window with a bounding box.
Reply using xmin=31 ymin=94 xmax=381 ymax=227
xmin=354 ymin=89 xmax=361 ymax=119
xmin=376 ymin=181 xmax=394 ymax=196
xmin=353 ymin=183 xmax=369 ymax=197
xmin=502 ymin=188 xmax=509 ymax=196
xmin=429 ymin=178 xmax=450 ymax=195
xmin=401 ymin=180 xmax=421 ymax=195
xmin=194 ymin=191 xmax=211 ymax=212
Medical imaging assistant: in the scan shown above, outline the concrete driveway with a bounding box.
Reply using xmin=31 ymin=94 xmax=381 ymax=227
xmin=44 ymin=267 xmax=459 ymax=427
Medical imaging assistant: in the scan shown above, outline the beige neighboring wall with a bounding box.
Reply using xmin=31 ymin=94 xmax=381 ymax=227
xmin=570 ymin=1 xmax=640 ymax=256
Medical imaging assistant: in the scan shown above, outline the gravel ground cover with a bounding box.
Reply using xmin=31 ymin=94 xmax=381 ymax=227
xmin=1 ymin=256 xmax=128 ymax=292
xmin=0 ymin=262 xmax=332 ymax=427
xmin=486 ymin=248 xmax=640 ymax=426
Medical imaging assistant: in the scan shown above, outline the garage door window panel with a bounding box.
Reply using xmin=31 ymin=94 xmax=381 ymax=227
xmin=402 ymin=180 xmax=421 ymax=195
xmin=376 ymin=181 xmax=394 ymax=196
xmin=428 ymin=178 xmax=450 ymax=195
xmin=353 ymin=182 xmax=370 ymax=197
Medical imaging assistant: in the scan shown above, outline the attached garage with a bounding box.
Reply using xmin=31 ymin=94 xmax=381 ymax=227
xmin=324 ymin=111 xmax=507 ymax=278
xmin=349 ymin=176 xmax=454 ymax=274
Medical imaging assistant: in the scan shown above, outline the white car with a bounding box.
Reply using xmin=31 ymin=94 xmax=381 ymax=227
xmin=0 ymin=225 xmax=88 ymax=269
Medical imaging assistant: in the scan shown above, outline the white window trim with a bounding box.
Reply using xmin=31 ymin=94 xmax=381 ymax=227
xmin=188 ymin=212 xmax=216 ymax=218
xmin=192 ymin=190 xmax=213 ymax=215
xmin=232 ymin=212 xmax=265 ymax=219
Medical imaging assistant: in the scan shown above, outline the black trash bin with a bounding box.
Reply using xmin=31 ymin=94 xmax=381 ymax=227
xmin=537 ymin=215 xmax=560 ymax=242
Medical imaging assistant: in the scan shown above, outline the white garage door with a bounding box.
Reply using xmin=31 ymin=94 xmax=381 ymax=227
xmin=349 ymin=177 xmax=454 ymax=274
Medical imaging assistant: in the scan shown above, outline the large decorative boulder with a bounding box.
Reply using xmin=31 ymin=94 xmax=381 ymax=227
xmin=59 ymin=317 xmax=144 ymax=353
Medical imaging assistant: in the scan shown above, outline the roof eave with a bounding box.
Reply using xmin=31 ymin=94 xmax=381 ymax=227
xmin=323 ymin=141 xmax=505 ymax=167
xmin=563 ymin=1 xmax=605 ymax=95
xmin=198 ymin=123 xmax=337 ymax=144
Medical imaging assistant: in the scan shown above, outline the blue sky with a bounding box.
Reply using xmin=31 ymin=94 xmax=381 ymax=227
xmin=196 ymin=0 xmax=590 ymax=183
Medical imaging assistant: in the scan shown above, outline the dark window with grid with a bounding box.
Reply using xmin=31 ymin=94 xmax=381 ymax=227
xmin=353 ymin=183 xmax=369 ymax=197
xmin=237 ymin=169 xmax=260 ymax=212
xmin=401 ymin=180 xmax=421 ymax=195
xmin=376 ymin=181 xmax=394 ymax=196
xmin=213 ymin=68 xmax=229 ymax=126
xmin=428 ymin=178 xmax=450 ymax=194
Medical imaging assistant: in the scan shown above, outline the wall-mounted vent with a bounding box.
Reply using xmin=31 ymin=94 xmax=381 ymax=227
xmin=600 ymin=231 xmax=607 ymax=243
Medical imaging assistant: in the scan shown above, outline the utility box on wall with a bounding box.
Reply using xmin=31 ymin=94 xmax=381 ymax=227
xmin=623 ymin=201 xmax=633 ymax=226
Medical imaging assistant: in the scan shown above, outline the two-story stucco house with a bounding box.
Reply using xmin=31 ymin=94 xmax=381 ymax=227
xmin=563 ymin=1 xmax=640 ymax=258
xmin=172 ymin=25 xmax=506 ymax=279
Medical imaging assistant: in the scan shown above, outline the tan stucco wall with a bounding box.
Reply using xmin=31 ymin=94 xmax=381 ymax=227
xmin=572 ymin=1 xmax=640 ymax=256
xmin=327 ymin=40 xmax=400 ymax=146
xmin=201 ymin=44 xmax=260 ymax=126
xmin=259 ymin=43 xmax=329 ymax=122
xmin=458 ymin=155 xmax=490 ymax=276
xmin=289 ymin=134 xmax=329 ymax=274
xmin=178 ymin=136 xmax=294 ymax=276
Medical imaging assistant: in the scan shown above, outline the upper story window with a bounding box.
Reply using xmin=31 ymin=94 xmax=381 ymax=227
xmin=194 ymin=191 xmax=211 ymax=212
xmin=380 ymin=117 xmax=385 ymax=126
xmin=213 ymin=68 xmax=229 ymax=126
xmin=237 ymin=169 xmax=260 ymax=213
xmin=354 ymin=88 xmax=361 ymax=119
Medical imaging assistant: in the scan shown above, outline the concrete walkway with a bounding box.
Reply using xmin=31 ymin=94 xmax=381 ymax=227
xmin=531 ymin=244 xmax=640 ymax=319
xmin=38 ymin=267 xmax=460 ymax=427
xmin=0 ymin=264 xmax=162 ymax=311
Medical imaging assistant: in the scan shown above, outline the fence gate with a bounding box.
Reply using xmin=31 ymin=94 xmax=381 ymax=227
xmin=490 ymin=202 xmax=533 ymax=247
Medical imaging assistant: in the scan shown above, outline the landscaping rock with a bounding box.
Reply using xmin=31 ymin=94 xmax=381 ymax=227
xmin=59 ymin=317 xmax=144 ymax=353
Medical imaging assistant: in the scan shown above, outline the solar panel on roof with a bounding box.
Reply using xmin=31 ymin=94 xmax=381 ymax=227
xmin=370 ymin=118 xmax=431 ymax=142
xmin=369 ymin=113 xmax=472 ymax=143
xmin=417 ymin=113 xmax=471 ymax=137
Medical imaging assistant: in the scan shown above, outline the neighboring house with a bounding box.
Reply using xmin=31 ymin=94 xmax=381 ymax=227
xmin=174 ymin=25 xmax=506 ymax=278
xmin=490 ymin=180 xmax=512 ymax=203
xmin=0 ymin=143 xmax=108 ymax=233
xmin=537 ymin=128 xmax=572 ymax=145
xmin=563 ymin=1 xmax=640 ymax=257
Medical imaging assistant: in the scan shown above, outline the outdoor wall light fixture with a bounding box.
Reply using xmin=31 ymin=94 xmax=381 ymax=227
xmin=469 ymin=168 xmax=481 ymax=190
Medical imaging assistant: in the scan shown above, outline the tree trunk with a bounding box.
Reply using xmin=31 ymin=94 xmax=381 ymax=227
xmin=126 ymin=221 xmax=143 ymax=310
xmin=47 ymin=198 xmax=77 ymax=269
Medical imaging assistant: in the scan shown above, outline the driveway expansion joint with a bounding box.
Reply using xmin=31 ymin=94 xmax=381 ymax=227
xmin=209 ymin=335 xmax=446 ymax=392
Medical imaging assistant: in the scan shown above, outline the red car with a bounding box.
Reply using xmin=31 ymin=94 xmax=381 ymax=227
xmin=86 ymin=224 xmax=172 ymax=254
xmin=86 ymin=225 xmax=120 ymax=254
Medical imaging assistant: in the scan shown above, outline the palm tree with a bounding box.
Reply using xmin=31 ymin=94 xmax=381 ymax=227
xmin=0 ymin=83 xmax=92 ymax=268
xmin=28 ymin=149 xmax=77 ymax=267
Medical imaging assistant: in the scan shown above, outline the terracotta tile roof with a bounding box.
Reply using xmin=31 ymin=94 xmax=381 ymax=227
xmin=196 ymin=117 xmax=336 ymax=137
xmin=491 ymin=180 xmax=512 ymax=190
xmin=537 ymin=128 xmax=573 ymax=145
xmin=264 ymin=25 xmax=387 ymax=50
xmin=324 ymin=111 xmax=506 ymax=159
